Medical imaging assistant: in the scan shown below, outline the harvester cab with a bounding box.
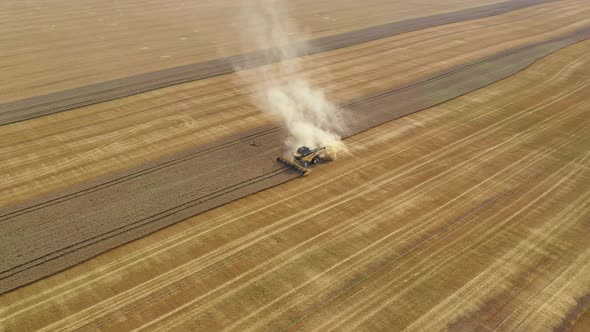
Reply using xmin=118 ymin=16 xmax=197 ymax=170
xmin=277 ymin=146 xmax=326 ymax=176
xmin=293 ymin=146 xmax=325 ymax=167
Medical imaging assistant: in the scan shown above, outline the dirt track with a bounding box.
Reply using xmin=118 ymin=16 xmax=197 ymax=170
xmin=2 ymin=37 xmax=589 ymax=331
xmin=0 ymin=0 xmax=556 ymax=125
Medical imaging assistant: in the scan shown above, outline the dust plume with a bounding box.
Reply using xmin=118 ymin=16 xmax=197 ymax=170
xmin=231 ymin=0 xmax=347 ymax=159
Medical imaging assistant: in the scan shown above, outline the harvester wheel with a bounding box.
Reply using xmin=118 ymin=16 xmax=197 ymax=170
xmin=303 ymin=161 xmax=309 ymax=167
xmin=312 ymin=157 xmax=319 ymax=164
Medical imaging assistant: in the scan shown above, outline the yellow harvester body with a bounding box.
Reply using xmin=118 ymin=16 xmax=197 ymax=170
xmin=277 ymin=146 xmax=326 ymax=176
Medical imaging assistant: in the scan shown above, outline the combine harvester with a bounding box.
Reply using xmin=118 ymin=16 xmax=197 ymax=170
xmin=277 ymin=146 xmax=326 ymax=176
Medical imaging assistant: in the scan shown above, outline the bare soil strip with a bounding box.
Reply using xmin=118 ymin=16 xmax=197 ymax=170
xmin=2 ymin=26 xmax=590 ymax=295
xmin=2 ymin=37 xmax=590 ymax=331
xmin=0 ymin=0 xmax=555 ymax=126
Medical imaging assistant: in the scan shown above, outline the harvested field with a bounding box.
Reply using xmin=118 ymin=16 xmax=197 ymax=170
xmin=2 ymin=25 xmax=590 ymax=331
xmin=3 ymin=0 xmax=590 ymax=208
xmin=0 ymin=0 xmax=556 ymax=124
xmin=3 ymin=0 xmax=590 ymax=295
xmin=0 ymin=0 xmax=514 ymax=103
xmin=1 ymin=0 xmax=590 ymax=330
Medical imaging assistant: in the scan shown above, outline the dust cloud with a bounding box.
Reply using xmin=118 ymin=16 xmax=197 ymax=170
xmin=231 ymin=0 xmax=347 ymax=159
